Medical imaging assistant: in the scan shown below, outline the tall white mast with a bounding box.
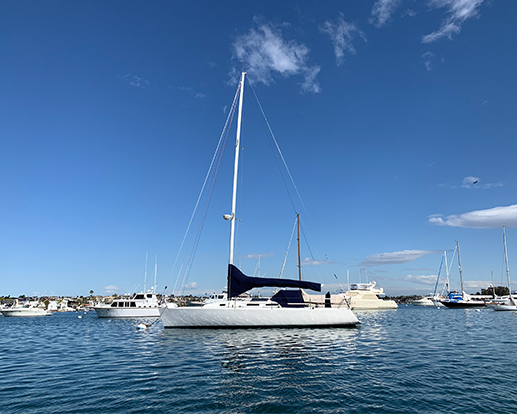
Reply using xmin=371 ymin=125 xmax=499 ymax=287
xmin=443 ymin=250 xmax=449 ymax=296
xmin=503 ymin=225 xmax=515 ymax=305
xmin=297 ymin=214 xmax=301 ymax=281
xmin=457 ymin=241 xmax=465 ymax=298
xmin=154 ymin=254 xmax=158 ymax=291
xmin=144 ymin=252 xmax=148 ymax=293
xmin=228 ymin=71 xmax=246 ymax=265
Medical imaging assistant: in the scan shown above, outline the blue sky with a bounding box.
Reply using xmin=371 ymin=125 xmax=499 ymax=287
xmin=1 ymin=0 xmax=516 ymax=297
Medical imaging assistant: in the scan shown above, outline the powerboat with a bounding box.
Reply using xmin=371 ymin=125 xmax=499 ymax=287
xmin=1 ymin=301 xmax=52 ymax=317
xmin=410 ymin=296 xmax=435 ymax=306
xmin=342 ymin=281 xmax=398 ymax=310
xmin=411 ymin=295 xmax=444 ymax=307
xmin=94 ymin=291 xmax=161 ymax=318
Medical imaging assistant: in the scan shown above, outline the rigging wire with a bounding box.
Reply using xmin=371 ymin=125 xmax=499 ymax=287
xmin=248 ymin=81 xmax=305 ymax=215
xmin=170 ymin=83 xmax=241 ymax=296
xmin=248 ymin=77 xmax=332 ymax=284
xmin=177 ymin=95 xmax=239 ymax=296
xmin=279 ymin=216 xmax=298 ymax=279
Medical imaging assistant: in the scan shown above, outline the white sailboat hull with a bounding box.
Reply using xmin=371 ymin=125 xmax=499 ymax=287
xmin=489 ymin=304 xmax=517 ymax=311
xmin=161 ymin=305 xmax=359 ymax=328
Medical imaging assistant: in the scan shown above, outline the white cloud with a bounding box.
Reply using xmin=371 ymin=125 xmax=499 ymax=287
xmin=104 ymin=285 xmax=119 ymax=294
xmin=186 ymin=282 xmax=198 ymax=289
xmin=320 ymin=14 xmax=366 ymax=66
xmin=439 ymin=176 xmax=502 ymax=190
xmin=404 ymin=274 xmax=438 ymax=285
xmin=233 ymin=19 xmax=321 ymax=93
xmin=464 ymin=280 xmax=491 ymax=289
xmin=429 ymin=205 xmax=517 ymax=228
xmin=422 ymin=51 xmax=436 ymax=71
xmin=422 ymin=0 xmax=486 ymax=44
xmin=300 ymin=66 xmax=321 ymax=94
xmin=402 ymin=9 xmax=417 ymax=18
xmin=361 ymin=250 xmax=440 ymax=267
xmin=245 ymin=253 xmax=274 ymax=260
xmin=117 ymin=74 xmax=150 ymax=88
xmin=461 ymin=176 xmax=502 ymax=189
xmin=302 ymin=257 xmax=330 ymax=267
xmin=178 ymin=86 xmax=206 ymax=99
xmin=370 ymin=0 xmax=403 ymax=27
xmin=462 ymin=175 xmax=479 ymax=188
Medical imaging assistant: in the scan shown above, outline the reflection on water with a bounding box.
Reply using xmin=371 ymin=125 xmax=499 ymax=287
xmin=2 ymin=308 xmax=517 ymax=413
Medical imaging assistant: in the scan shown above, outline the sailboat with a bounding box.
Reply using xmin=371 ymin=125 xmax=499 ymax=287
xmin=490 ymin=226 xmax=517 ymax=311
xmin=411 ymin=251 xmax=449 ymax=307
xmin=440 ymin=241 xmax=487 ymax=308
xmin=160 ymin=72 xmax=359 ymax=328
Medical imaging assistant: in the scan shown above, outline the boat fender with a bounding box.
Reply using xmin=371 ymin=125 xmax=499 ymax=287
xmin=325 ymin=292 xmax=331 ymax=308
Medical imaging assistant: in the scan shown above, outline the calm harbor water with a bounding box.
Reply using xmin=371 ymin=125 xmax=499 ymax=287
xmin=2 ymin=306 xmax=517 ymax=413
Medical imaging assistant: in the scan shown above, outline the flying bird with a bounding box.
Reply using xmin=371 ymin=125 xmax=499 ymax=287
xmin=473 ymin=180 xmax=478 ymax=184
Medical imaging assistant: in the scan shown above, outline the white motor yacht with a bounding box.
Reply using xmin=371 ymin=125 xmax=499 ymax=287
xmin=1 ymin=301 xmax=52 ymax=317
xmin=411 ymin=297 xmax=434 ymax=306
xmin=94 ymin=292 xmax=161 ymax=318
xmin=343 ymin=281 xmax=398 ymax=310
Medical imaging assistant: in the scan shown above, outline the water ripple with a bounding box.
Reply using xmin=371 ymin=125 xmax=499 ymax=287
xmin=2 ymin=308 xmax=517 ymax=412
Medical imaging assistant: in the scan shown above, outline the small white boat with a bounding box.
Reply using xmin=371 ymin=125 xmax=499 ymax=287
xmin=490 ymin=302 xmax=517 ymax=311
xmin=1 ymin=301 xmax=52 ymax=317
xmin=93 ymin=292 xmax=161 ymax=318
xmin=410 ymin=296 xmax=435 ymax=306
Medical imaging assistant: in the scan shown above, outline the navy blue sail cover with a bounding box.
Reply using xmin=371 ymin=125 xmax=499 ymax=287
xmin=228 ymin=264 xmax=321 ymax=298
xmin=270 ymin=289 xmax=305 ymax=307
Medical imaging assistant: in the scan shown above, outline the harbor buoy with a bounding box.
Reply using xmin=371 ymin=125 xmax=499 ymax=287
xmin=137 ymin=323 xmax=148 ymax=330
xmin=78 ymin=315 xmax=83 ymax=319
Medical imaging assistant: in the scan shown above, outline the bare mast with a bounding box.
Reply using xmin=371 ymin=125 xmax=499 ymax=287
xmin=456 ymin=241 xmax=465 ymax=298
xmin=227 ymin=71 xmax=246 ymax=266
xmin=297 ymin=213 xmax=301 ymax=281
xmin=503 ymin=225 xmax=515 ymax=305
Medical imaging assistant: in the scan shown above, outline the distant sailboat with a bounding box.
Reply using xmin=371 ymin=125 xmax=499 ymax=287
xmin=440 ymin=241 xmax=487 ymax=309
xmin=411 ymin=251 xmax=448 ymax=307
xmin=490 ymin=226 xmax=517 ymax=311
xmin=160 ymin=72 xmax=359 ymax=328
